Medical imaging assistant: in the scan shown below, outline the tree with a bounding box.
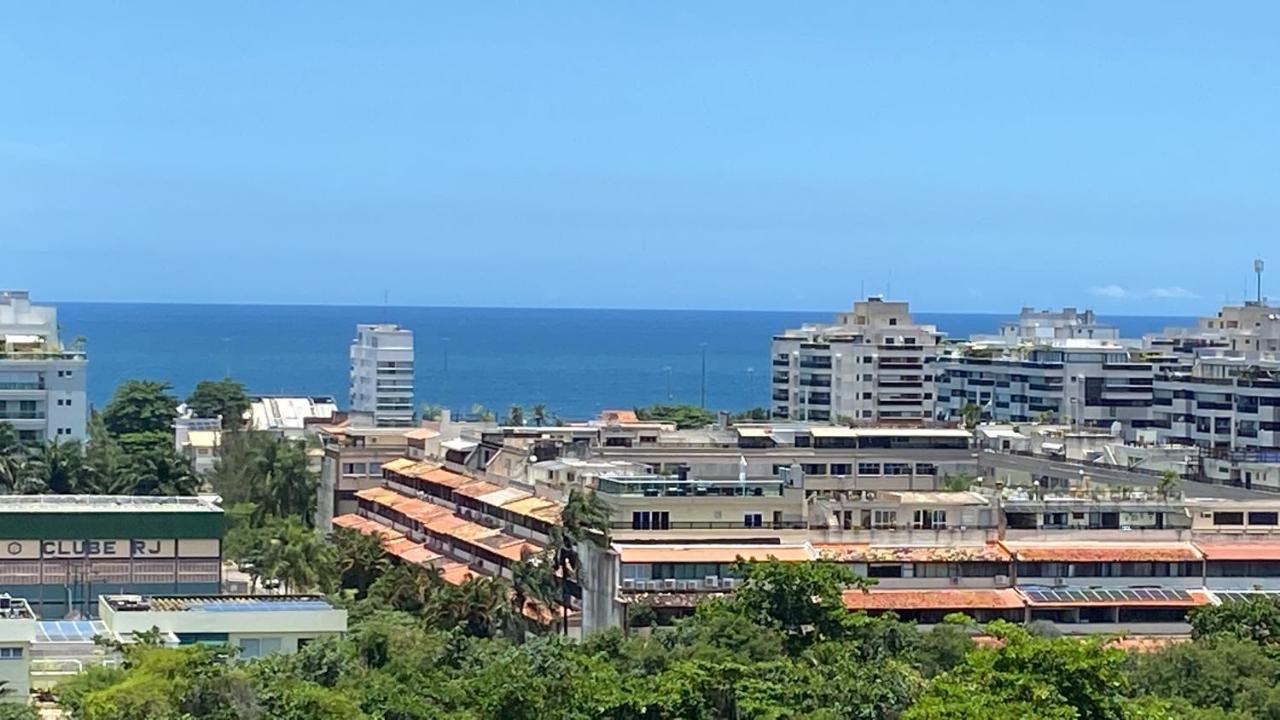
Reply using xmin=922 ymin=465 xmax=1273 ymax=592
xmin=186 ymin=379 xmax=251 ymax=430
xmin=635 ymin=404 xmax=717 ymax=429
xmin=1129 ymin=635 xmax=1280 ymax=717
xmin=726 ymin=560 xmax=869 ymax=651
xmin=530 ymin=404 xmax=550 ymax=427
xmin=468 ymin=404 xmax=495 ymax=422
xmin=257 ymin=520 xmax=335 ymax=594
xmin=23 ymin=439 xmax=89 ymax=493
xmin=551 ymin=488 xmax=612 ymax=635
xmin=1158 ymin=469 xmax=1181 ymax=499
xmin=101 ymin=380 xmax=179 ymax=437
xmin=0 ymin=422 xmax=27 ymax=491
xmin=1190 ymin=595 xmax=1280 ymax=646
xmin=904 ymin=622 xmax=1128 ymax=720
xmin=505 ymin=405 xmax=525 ymax=427
xmin=209 ymin=433 xmax=317 ymax=525
xmin=960 ymin=402 xmax=981 ymax=430
xmin=730 ymin=407 xmax=770 ymax=423
xmin=331 ymin=527 xmax=390 ymax=600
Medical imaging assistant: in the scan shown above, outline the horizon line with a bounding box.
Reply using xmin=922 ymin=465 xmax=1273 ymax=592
xmin=44 ymin=297 xmax=1205 ymax=319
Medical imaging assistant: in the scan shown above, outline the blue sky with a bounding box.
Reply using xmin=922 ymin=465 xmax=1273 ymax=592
xmin=2 ymin=2 xmax=1278 ymax=314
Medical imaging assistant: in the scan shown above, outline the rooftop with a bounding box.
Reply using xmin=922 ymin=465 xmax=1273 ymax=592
xmin=0 ymin=495 xmax=222 ymax=514
xmin=104 ymin=594 xmax=335 ymax=613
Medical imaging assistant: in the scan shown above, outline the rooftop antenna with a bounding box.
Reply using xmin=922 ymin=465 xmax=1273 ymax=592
xmin=1256 ymin=258 xmax=1265 ymax=305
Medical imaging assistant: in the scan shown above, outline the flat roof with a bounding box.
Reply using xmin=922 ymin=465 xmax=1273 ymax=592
xmin=0 ymin=495 xmax=222 ymax=513
xmin=843 ymin=588 xmax=1024 ymax=611
xmin=477 ymin=487 xmax=531 ymax=507
xmin=616 ymin=544 xmax=815 ymax=564
xmin=888 ymin=491 xmax=988 ymax=506
xmin=816 ymin=543 xmax=1010 ymax=564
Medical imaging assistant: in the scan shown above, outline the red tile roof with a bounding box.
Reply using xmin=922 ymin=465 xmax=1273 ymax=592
xmin=1000 ymin=542 xmax=1201 ymax=563
xmin=842 ymin=588 xmax=1025 ymax=611
xmin=1195 ymin=543 xmax=1280 ymax=561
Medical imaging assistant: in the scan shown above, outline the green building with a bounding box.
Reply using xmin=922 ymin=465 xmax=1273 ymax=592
xmin=0 ymin=496 xmax=224 ymax=618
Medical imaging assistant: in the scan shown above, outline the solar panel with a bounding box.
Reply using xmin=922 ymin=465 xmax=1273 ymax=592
xmin=1022 ymin=587 xmax=1192 ymax=604
xmin=35 ymin=620 xmax=107 ymax=643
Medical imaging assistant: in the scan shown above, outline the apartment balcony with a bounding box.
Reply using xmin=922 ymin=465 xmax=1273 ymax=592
xmin=0 ymin=411 xmax=44 ymax=420
xmin=878 ymin=362 xmax=924 ymax=371
xmin=772 ymin=359 xmax=790 ymax=368
xmin=0 ymin=382 xmax=43 ymax=391
xmin=799 ymin=377 xmax=831 ymax=388
xmin=798 ymin=359 xmax=833 ymax=370
xmin=772 ymin=391 xmax=789 ymax=402
xmin=610 ymin=520 xmax=808 ymax=531
xmin=1197 ymin=401 xmax=1233 ymax=411
xmin=772 ymin=373 xmax=789 ymax=384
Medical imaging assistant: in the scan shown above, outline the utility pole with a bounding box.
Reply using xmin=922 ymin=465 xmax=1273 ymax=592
xmin=1256 ymin=258 xmax=1265 ymax=304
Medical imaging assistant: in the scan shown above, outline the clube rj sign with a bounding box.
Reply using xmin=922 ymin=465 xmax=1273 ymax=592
xmin=1 ymin=539 xmax=178 ymax=559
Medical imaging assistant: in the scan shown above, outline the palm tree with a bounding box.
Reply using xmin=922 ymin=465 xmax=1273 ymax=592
xmin=505 ymin=405 xmax=525 ymax=427
xmin=551 ymin=488 xmax=613 ymax=635
xmin=454 ymin=577 xmax=511 ymax=639
xmin=1158 ymin=469 xmax=1181 ymax=499
xmin=332 ymin=527 xmax=390 ymax=599
xmin=253 ymin=438 xmax=317 ymax=525
xmin=0 ymin=422 xmax=27 ymax=492
xmin=24 ymin=440 xmax=88 ymax=493
xmin=128 ymin=448 xmax=199 ymax=496
xmin=531 ymin=405 xmax=549 ymax=427
xmin=261 ymin=521 xmax=335 ymax=594
xmin=509 ymin=550 xmax=558 ymax=639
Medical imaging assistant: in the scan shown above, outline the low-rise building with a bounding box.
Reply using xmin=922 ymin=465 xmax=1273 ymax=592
xmin=98 ymin=594 xmax=347 ymax=658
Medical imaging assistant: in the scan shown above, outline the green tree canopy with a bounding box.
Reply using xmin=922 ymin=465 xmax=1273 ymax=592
xmin=101 ymin=380 xmax=178 ymax=437
xmin=635 ymin=404 xmax=717 ymax=429
xmin=186 ymin=379 xmax=251 ymax=430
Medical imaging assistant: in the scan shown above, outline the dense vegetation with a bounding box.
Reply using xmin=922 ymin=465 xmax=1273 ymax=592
xmin=51 ymin=552 xmax=1280 ymax=720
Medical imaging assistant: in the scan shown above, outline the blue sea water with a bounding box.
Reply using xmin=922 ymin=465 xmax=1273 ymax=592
xmin=55 ymin=304 xmax=1195 ymax=419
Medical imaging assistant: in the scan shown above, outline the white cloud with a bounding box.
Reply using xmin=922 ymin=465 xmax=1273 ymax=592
xmin=1148 ymin=286 xmax=1198 ymax=299
xmin=1089 ymin=285 xmax=1199 ymax=301
xmin=1090 ymin=284 xmax=1131 ymax=299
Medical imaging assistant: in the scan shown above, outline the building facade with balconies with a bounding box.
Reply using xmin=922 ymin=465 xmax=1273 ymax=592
xmin=0 ymin=291 xmax=87 ymax=443
xmin=770 ymin=298 xmax=941 ymax=424
xmin=349 ymin=323 xmax=414 ymax=428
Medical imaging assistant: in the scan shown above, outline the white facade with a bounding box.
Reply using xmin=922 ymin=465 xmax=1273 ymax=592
xmin=935 ymin=340 xmax=1165 ymax=438
xmin=0 ymin=291 xmax=87 ymax=443
xmin=771 ymin=298 xmax=941 ymax=424
xmin=349 ymin=324 xmax=414 ymax=427
xmin=0 ymin=596 xmax=34 ymax=704
xmin=983 ymin=307 xmax=1118 ymax=343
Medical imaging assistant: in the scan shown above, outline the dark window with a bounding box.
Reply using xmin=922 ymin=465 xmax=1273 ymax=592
xmin=1249 ymin=512 xmax=1279 ymax=526
xmin=1214 ymin=512 xmax=1245 ymax=526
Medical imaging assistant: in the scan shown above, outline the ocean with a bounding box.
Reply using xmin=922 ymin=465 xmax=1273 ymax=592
xmin=55 ymin=304 xmax=1195 ymax=418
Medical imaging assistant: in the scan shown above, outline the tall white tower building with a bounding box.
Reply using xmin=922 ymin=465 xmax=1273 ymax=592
xmin=0 ymin=291 xmax=88 ymax=443
xmin=349 ymin=324 xmax=414 ymax=427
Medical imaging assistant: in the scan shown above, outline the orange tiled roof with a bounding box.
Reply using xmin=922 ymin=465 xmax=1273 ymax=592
xmin=842 ymin=588 xmax=1025 ymax=611
xmin=383 ymin=538 xmax=442 ymax=566
xmin=331 ymin=514 xmax=404 ymax=541
xmin=455 ymin=481 xmax=502 ymax=499
xmin=401 ymin=503 xmax=450 ymax=524
xmin=1194 ymin=543 xmax=1280 ymax=561
xmin=424 ymin=514 xmax=469 ymax=534
xmin=449 ymin=521 xmax=501 ymax=542
xmin=422 ymin=468 xmax=474 ymax=488
xmin=601 ymin=409 xmax=640 ymax=423
xmin=440 ymin=562 xmax=478 ymax=585
xmin=816 ymin=543 xmax=1011 ymax=564
xmin=502 ymin=497 xmax=560 ymax=519
xmin=617 ymin=544 xmax=816 ymax=565
xmin=1000 ymin=542 xmax=1201 ymax=563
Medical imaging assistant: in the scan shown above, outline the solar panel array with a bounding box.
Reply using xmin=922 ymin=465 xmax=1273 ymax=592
xmin=190 ymin=599 xmax=333 ymax=613
xmin=1212 ymin=591 xmax=1280 ymax=605
xmin=1023 ymin=588 xmax=1192 ymax=605
xmin=35 ymin=620 xmax=107 ymax=643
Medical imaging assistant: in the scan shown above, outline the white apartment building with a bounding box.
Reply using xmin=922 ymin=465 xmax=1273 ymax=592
xmin=0 ymin=291 xmax=87 ymax=443
xmin=349 ymin=324 xmax=414 ymax=428
xmin=935 ymin=340 xmax=1169 ymax=438
xmin=981 ymin=307 xmax=1119 ymax=343
xmin=771 ymin=298 xmax=941 ymax=424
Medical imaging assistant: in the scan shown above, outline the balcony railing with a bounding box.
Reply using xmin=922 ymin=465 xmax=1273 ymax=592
xmin=611 ymin=520 xmax=808 ymax=530
xmin=0 ymin=411 xmax=43 ymax=420
xmin=0 ymin=383 xmax=43 ymax=391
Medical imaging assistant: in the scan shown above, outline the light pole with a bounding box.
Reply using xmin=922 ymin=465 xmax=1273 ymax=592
xmin=663 ymin=366 xmax=673 ymax=401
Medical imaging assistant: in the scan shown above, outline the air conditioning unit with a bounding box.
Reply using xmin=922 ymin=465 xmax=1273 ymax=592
xmin=864 ymin=491 xmax=877 ymax=501
xmin=721 ymin=578 xmax=738 ymax=590
xmin=663 ymin=578 xmax=677 ymax=590
xmin=647 ymin=580 xmax=662 ymax=592
xmin=621 ymin=579 xmax=636 ymax=591
xmin=704 ymin=576 xmax=720 ymax=589
xmin=994 ymin=574 xmax=1010 ymax=586
xmin=1053 ymin=577 xmax=1068 ymax=587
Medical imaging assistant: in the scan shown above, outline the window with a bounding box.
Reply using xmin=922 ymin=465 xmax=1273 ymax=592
xmin=871 ymin=510 xmax=897 ymax=529
xmin=914 ymin=463 xmax=937 ymax=476
xmin=857 ymin=462 xmax=881 ymax=476
xmin=1249 ymin=512 xmax=1280 ymax=526
xmin=1214 ymin=512 xmax=1245 ymax=526
xmin=744 ymin=513 xmax=763 ymax=528
xmin=867 ymin=564 xmax=903 ymax=578
xmin=802 ymin=464 xmax=827 ymax=476
xmin=884 ymin=463 xmax=911 ymax=475
xmin=0 ymin=647 xmax=22 ymax=660
xmin=631 ymin=511 xmax=670 ymax=530
xmin=239 ymin=638 xmax=261 ymax=658
xmin=913 ymin=509 xmax=947 ymax=530
xmin=830 ymin=463 xmax=852 ymax=476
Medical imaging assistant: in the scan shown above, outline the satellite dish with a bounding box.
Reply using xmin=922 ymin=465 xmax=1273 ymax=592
xmin=530 ymin=456 xmax=539 ymax=464
xmin=1110 ymin=421 xmax=1122 ymax=437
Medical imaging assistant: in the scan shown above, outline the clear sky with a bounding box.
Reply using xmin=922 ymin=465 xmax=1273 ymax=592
xmin=2 ymin=2 xmax=1278 ymax=314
